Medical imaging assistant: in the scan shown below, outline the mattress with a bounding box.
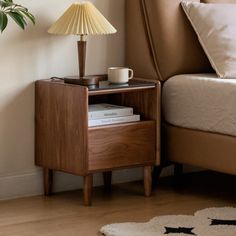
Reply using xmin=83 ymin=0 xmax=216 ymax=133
xmin=162 ymin=74 xmax=236 ymax=137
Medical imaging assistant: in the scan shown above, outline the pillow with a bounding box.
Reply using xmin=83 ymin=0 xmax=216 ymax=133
xmin=181 ymin=1 xmax=236 ymax=78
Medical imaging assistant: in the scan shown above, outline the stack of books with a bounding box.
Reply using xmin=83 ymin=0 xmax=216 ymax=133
xmin=88 ymin=103 xmax=140 ymax=127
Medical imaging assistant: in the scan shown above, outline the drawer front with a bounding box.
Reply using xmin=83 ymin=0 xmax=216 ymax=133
xmin=88 ymin=121 xmax=156 ymax=171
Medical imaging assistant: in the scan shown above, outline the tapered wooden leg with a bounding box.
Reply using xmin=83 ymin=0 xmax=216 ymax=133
xmin=44 ymin=168 xmax=53 ymax=196
xmin=152 ymin=166 xmax=162 ymax=189
xmin=103 ymin=171 xmax=112 ymax=192
xmin=83 ymin=174 xmax=93 ymax=206
xmin=144 ymin=166 xmax=152 ymax=197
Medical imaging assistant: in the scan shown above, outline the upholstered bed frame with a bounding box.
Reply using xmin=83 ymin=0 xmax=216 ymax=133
xmin=126 ymin=0 xmax=236 ymax=175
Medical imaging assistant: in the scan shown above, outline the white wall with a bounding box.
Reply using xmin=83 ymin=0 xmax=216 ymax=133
xmin=0 ymin=0 xmax=140 ymax=200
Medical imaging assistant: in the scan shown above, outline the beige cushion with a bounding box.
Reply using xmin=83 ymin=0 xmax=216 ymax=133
xmin=182 ymin=1 xmax=236 ymax=78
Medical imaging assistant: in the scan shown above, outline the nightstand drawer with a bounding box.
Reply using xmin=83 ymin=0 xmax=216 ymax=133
xmin=88 ymin=121 xmax=156 ymax=171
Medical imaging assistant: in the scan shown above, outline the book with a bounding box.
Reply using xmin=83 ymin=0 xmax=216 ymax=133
xmin=88 ymin=103 xmax=133 ymax=120
xmin=88 ymin=114 xmax=140 ymax=127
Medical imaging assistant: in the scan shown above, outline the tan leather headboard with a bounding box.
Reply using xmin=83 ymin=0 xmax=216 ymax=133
xmin=126 ymin=0 xmax=233 ymax=81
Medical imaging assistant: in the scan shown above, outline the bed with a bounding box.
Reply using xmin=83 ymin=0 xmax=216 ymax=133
xmin=126 ymin=0 xmax=236 ymax=176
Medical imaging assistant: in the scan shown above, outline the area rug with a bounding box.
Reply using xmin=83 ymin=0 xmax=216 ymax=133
xmin=100 ymin=207 xmax=236 ymax=236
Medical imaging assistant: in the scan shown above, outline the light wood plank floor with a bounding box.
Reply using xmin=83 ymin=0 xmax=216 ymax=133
xmin=0 ymin=171 xmax=236 ymax=236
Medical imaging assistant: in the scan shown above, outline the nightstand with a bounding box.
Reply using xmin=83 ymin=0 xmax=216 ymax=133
xmin=35 ymin=78 xmax=161 ymax=206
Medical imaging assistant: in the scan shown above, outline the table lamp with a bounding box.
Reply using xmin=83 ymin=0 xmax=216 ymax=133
xmin=48 ymin=1 xmax=117 ymax=85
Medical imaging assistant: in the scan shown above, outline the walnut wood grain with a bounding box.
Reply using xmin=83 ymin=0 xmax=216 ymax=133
xmin=35 ymin=81 xmax=89 ymax=175
xmin=83 ymin=175 xmax=93 ymax=206
xmin=1 ymin=172 xmax=233 ymax=236
xmin=44 ymin=168 xmax=53 ymax=196
xmin=78 ymin=41 xmax=86 ymax=78
xmin=109 ymin=81 xmax=161 ymax=165
xmin=144 ymin=166 xmax=152 ymax=197
xmin=35 ymin=79 xmax=160 ymax=205
xmin=88 ymin=121 xmax=156 ymax=171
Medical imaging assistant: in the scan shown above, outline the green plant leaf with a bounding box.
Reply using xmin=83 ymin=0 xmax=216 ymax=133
xmin=0 ymin=0 xmax=14 ymax=8
xmin=0 ymin=1 xmax=35 ymax=31
xmin=21 ymin=10 xmax=35 ymax=24
xmin=8 ymin=11 xmax=25 ymax=29
xmin=14 ymin=11 xmax=27 ymax=26
xmin=14 ymin=5 xmax=28 ymax=12
xmin=0 ymin=11 xmax=8 ymax=32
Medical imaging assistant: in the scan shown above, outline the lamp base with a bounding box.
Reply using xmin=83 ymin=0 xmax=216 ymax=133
xmin=64 ymin=74 xmax=107 ymax=86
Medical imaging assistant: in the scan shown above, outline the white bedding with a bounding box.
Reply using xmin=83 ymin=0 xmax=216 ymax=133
xmin=162 ymin=74 xmax=236 ymax=137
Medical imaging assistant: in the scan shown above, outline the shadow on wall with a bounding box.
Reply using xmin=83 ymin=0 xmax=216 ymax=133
xmin=106 ymin=0 xmax=125 ymax=68
xmin=0 ymin=83 xmax=35 ymax=176
xmin=86 ymin=0 xmax=125 ymax=74
xmin=0 ymin=12 xmax=62 ymax=177
xmin=0 ymin=0 xmax=124 ymax=173
xmin=0 ymin=0 xmax=127 ymax=198
xmin=0 ymin=10 xmax=78 ymax=81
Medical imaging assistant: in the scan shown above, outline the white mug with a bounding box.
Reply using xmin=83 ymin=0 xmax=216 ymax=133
xmin=108 ymin=67 xmax=134 ymax=84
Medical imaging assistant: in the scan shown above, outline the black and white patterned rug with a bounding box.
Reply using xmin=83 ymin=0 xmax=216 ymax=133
xmin=100 ymin=207 xmax=236 ymax=236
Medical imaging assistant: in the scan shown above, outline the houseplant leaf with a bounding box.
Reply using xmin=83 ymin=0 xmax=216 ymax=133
xmin=0 ymin=0 xmax=14 ymax=8
xmin=21 ymin=10 xmax=35 ymax=25
xmin=8 ymin=11 xmax=25 ymax=29
xmin=0 ymin=11 xmax=8 ymax=32
xmin=0 ymin=0 xmax=35 ymax=33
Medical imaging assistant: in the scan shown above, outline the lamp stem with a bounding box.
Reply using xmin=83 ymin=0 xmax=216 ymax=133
xmin=78 ymin=35 xmax=87 ymax=78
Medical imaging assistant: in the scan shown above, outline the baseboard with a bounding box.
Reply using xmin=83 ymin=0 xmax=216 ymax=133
xmin=0 ymin=165 xmax=201 ymax=201
xmin=0 ymin=171 xmax=43 ymax=201
xmin=0 ymin=168 xmax=143 ymax=201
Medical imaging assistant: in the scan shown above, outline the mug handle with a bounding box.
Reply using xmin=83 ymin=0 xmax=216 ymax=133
xmin=128 ymin=69 xmax=134 ymax=80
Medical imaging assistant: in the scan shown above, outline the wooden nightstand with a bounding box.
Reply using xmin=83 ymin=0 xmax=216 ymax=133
xmin=35 ymin=78 xmax=161 ymax=206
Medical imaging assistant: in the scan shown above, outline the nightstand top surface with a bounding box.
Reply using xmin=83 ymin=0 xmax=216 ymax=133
xmin=38 ymin=78 xmax=158 ymax=95
xmin=88 ymin=79 xmax=156 ymax=91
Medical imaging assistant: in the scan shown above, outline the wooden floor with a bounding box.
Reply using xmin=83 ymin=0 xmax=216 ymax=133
xmin=0 ymin=171 xmax=236 ymax=236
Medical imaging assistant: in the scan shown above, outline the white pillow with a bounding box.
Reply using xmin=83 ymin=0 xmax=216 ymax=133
xmin=181 ymin=1 xmax=236 ymax=78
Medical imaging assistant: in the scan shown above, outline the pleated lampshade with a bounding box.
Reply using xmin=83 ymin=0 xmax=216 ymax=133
xmin=48 ymin=1 xmax=117 ymax=35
